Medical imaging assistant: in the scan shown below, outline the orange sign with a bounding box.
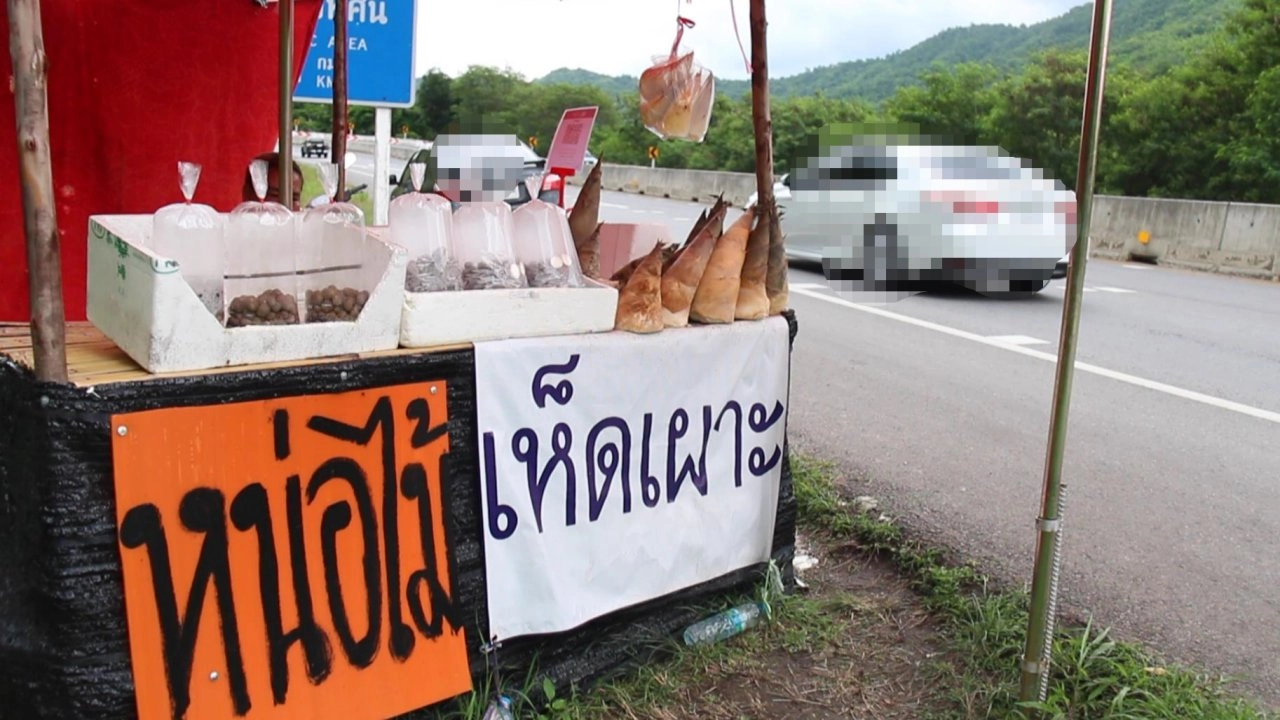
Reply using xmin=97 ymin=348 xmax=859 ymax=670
xmin=111 ymin=383 xmax=471 ymax=720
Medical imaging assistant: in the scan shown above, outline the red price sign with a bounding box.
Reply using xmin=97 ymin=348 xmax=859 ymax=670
xmin=545 ymin=106 xmax=598 ymax=177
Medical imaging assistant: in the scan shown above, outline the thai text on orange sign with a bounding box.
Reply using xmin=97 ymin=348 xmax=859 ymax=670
xmin=110 ymin=382 xmax=471 ymax=720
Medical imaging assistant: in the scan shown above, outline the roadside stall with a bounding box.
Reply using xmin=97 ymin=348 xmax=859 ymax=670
xmin=0 ymin=2 xmax=796 ymax=719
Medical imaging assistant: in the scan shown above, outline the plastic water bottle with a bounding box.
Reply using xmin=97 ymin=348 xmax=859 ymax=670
xmin=482 ymin=694 xmax=514 ymax=720
xmin=682 ymin=601 xmax=769 ymax=647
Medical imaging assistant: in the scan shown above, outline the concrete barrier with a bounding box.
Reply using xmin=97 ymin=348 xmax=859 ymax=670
xmin=346 ymin=137 xmax=425 ymax=162
xmin=577 ymin=164 xmax=1280 ymax=281
xmin=567 ymin=163 xmax=769 ymax=208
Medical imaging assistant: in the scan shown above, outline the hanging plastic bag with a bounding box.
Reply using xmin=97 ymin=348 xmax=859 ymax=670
xmin=390 ymin=162 xmax=463 ymax=293
xmin=638 ymin=16 xmax=716 ymax=142
xmin=512 ymin=195 xmax=586 ymax=289
xmin=224 ymin=159 xmax=300 ymax=327
xmin=151 ymin=161 xmax=226 ymax=320
xmin=296 ymin=164 xmax=371 ymax=323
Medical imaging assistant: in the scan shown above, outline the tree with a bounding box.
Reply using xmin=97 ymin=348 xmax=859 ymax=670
xmin=986 ymin=50 xmax=1136 ymax=190
xmin=881 ymin=62 xmax=1003 ymax=147
xmin=450 ymin=66 xmax=526 ymax=134
xmin=414 ymin=70 xmax=455 ymax=138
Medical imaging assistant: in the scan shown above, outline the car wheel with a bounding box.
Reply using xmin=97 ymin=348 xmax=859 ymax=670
xmin=979 ymin=274 xmax=1052 ymax=299
xmin=861 ymin=216 xmax=904 ymax=290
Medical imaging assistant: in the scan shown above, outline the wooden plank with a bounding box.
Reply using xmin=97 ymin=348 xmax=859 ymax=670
xmin=1 ymin=321 xmax=477 ymax=388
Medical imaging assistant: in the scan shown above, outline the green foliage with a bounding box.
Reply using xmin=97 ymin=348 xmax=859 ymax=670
xmin=292 ymin=0 xmax=1280 ymax=205
xmin=536 ymin=0 xmax=1239 ymax=104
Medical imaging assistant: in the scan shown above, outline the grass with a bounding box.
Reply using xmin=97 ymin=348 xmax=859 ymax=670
xmin=789 ymin=454 xmax=1275 ymax=720
xmin=299 ymin=162 xmax=374 ymax=219
xmin=419 ymin=454 xmax=1278 ymax=719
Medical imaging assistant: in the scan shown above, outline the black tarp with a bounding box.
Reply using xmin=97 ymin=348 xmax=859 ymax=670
xmin=0 ymin=311 xmax=799 ymax=718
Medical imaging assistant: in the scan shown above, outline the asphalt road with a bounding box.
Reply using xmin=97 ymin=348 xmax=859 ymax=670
xmin=566 ymin=185 xmax=1280 ymax=707
xmin=340 ymin=158 xmax=1280 ymax=705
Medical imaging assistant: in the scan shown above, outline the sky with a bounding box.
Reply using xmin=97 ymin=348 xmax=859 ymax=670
xmin=415 ymin=0 xmax=1087 ymax=81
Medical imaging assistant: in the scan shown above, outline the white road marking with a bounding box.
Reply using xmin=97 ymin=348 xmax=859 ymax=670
xmin=790 ymin=286 xmax=1280 ymax=425
xmin=1046 ymin=285 xmax=1115 ymax=293
xmin=986 ymin=335 xmax=1050 ymax=346
xmin=790 ymin=282 xmax=829 ymax=290
xmin=600 ymin=202 xmax=628 ymax=209
xmin=1123 ymin=264 xmax=1154 ymax=270
xmin=648 ymin=209 xmax=665 ymax=215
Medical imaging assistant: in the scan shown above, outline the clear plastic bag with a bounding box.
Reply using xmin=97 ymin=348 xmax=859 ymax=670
xmin=151 ymin=161 xmax=226 ymax=320
xmin=512 ymin=199 xmax=585 ymax=289
xmin=452 ymin=201 xmax=527 ymax=290
xmin=638 ymin=17 xmax=716 ymax=142
xmin=296 ymin=163 xmax=371 ymax=323
xmin=389 ymin=162 xmax=462 ymax=293
xmin=224 ymin=159 xmax=300 ymax=327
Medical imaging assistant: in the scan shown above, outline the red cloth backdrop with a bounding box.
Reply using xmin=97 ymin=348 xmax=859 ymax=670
xmin=1 ymin=1 xmax=323 ymax=321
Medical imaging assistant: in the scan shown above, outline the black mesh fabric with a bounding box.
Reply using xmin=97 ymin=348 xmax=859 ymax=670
xmin=0 ymin=310 xmax=799 ymax=718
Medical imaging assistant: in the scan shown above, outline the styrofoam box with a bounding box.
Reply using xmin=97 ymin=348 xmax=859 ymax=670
xmin=399 ymin=277 xmax=619 ymax=348
xmin=86 ymin=214 xmax=407 ymax=374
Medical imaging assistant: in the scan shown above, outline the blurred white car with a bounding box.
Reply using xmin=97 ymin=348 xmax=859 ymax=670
xmin=581 ymin=150 xmax=598 ymax=176
xmin=750 ymin=142 xmax=1077 ymax=297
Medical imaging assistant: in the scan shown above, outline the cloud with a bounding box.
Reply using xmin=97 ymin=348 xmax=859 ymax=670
xmin=414 ymin=0 xmax=1085 ymax=81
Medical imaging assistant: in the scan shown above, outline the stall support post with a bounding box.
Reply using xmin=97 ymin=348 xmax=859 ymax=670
xmin=332 ymin=0 xmax=349 ymax=196
xmin=277 ymin=0 xmax=294 ymax=206
xmin=8 ymin=0 xmax=68 ymax=383
xmin=749 ymin=0 xmax=789 ymax=314
xmin=1018 ymin=0 xmax=1113 ymax=707
xmin=373 ymin=107 xmax=391 ymax=224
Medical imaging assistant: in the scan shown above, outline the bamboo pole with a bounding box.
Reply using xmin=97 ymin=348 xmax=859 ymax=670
xmin=749 ymin=0 xmax=789 ymax=315
xmin=278 ymin=0 xmax=294 ymax=206
xmin=1018 ymin=0 xmax=1114 ymax=707
xmin=8 ymin=0 xmax=68 ymax=383
xmin=332 ymin=0 xmax=349 ymax=196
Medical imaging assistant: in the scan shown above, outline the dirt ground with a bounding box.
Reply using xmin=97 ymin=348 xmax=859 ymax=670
xmin=596 ymin=529 xmax=958 ymax=720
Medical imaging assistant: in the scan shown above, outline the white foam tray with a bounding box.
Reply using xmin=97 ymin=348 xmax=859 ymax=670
xmin=86 ymin=214 xmax=407 ymax=374
xmin=399 ymin=277 xmax=619 ymax=348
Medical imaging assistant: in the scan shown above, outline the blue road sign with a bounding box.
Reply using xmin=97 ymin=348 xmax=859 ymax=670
xmin=294 ymin=0 xmax=418 ymax=108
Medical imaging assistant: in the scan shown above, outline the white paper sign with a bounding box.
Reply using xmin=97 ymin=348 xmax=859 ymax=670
xmin=474 ymin=318 xmax=791 ymax=641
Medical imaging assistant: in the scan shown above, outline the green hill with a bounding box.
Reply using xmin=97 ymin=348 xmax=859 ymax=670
xmin=537 ymin=0 xmax=1237 ymax=103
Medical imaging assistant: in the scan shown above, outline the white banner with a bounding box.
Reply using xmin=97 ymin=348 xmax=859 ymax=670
xmin=474 ymin=317 xmax=791 ymax=641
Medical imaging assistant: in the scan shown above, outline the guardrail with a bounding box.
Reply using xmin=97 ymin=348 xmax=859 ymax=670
xmin=570 ymin=163 xmax=1280 ymax=281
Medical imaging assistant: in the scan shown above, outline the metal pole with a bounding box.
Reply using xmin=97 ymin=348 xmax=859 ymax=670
xmin=1018 ymin=0 xmax=1113 ymax=706
xmin=8 ymin=0 xmax=68 ymax=383
xmin=278 ymin=0 xmax=294 ymax=205
xmin=373 ymin=107 xmax=391 ymax=224
xmin=332 ymin=0 xmax=349 ymax=196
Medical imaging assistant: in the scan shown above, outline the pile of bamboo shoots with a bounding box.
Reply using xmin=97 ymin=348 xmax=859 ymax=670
xmin=567 ymin=161 xmax=788 ymax=334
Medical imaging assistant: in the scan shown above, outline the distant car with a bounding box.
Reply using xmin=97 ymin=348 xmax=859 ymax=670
xmin=389 ymin=136 xmax=561 ymax=207
xmin=744 ymin=173 xmax=790 ymax=210
xmin=581 ymin=150 xmax=598 ymax=177
xmin=300 ymin=138 xmax=328 ymax=159
xmin=766 ymin=141 xmax=1076 ymax=297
